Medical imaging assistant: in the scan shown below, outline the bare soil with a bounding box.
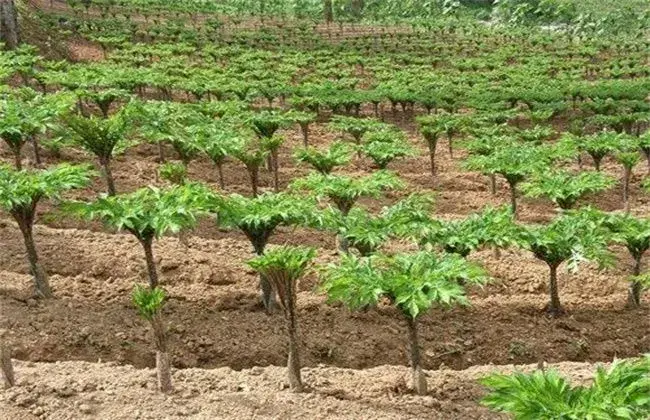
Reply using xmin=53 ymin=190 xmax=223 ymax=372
xmin=0 ymin=359 xmax=607 ymax=419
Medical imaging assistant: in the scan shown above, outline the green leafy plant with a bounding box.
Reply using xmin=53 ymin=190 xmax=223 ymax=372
xmin=328 ymin=116 xmax=385 ymax=159
xmin=214 ymin=192 xmax=315 ymax=311
xmin=361 ymin=129 xmax=415 ymax=170
xmin=481 ymin=356 xmax=650 ymax=419
xmin=294 ymin=141 xmax=353 ymax=174
xmin=158 ymin=161 xmax=187 ymax=185
xmin=248 ymin=246 xmax=316 ymax=392
xmin=521 ymin=169 xmax=616 ymax=210
xmin=519 ymin=209 xmax=613 ymax=316
xmin=322 ymin=251 xmax=486 ymax=395
xmin=68 ymin=183 xmax=215 ymax=289
xmin=465 ymin=145 xmax=549 ymax=215
xmin=292 ymin=171 xmax=402 ymax=251
xmin=232 ymin=138 xmax=268 ymax=197
xmin=132 ymin=285 xmax=173 ymax=393
xmin=614 ymin=137 xmax=641 ymax=212
xmin=605 ymin=212 xmax=650 ymax=308
xmin=64 ymin=112 xmax=133 ymax=196
xmin=0 ymin=164 xmax=94 ymax=298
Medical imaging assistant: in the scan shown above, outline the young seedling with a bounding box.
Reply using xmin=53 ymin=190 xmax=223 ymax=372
xmin=322 ymin=251 xmax=486 ymax=395
xmin=521 ymin=169 xmax=616 ymax=210
xmin=158 ymin=162 xmax=187 ymax=185
xmin=64 ymin=112 xmax=133 ymax=196
xmin=68 ymin=183 xmax=215 ymax=289
xmin=519 ymin=209 xmax=613 ymax=316
xmin=132 ymin=285 xmax=173 ymax=393
xmin=294 ymin=141 xmax=353 ymax=174
xmin=0 ymin=164 xmax=94 ymax=297
xmin=248 ymin=246 xmax=316 ymax=392
xmin=605 ymin=212 xmax=650 ymax=307
xmin=481 ymin=357 xmax=650 ymax=419
xmin=292 ymin=171 xmax=402 ymax=252
xmin=214 ymin=192 xmax=315 ymax=311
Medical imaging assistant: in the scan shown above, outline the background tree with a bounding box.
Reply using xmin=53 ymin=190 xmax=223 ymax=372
xmin=68 ymin=183 xmax=215 ymax=289
xmin=248 ymin=246 xmax=315 ymax=392
xmin=322 ymin=251 xmax=486 ymax=395
xmin=481 ymin=357 xmax=650 ymax=419
xmin=132 ymin=285 xmax=173 ymax=393
xmin=0 ymin=164 xmax=93 ymax=298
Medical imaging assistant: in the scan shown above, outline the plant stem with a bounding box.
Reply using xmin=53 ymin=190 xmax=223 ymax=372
xmin=547 ymin=263 xmax=563 ymax=316
xmin=623 ymin=166 xmax=631 ymax=213
xmin=151 ymin=314 xmax=173 ymax=393
xmin=248 ymin=164 xmax=259 ymax=197
xmin=405 ymin=316 xmax=427 ymax=395
xmin=272 ymin=149 xmax=280 ymax=192
xmin=1 ymin=341 xmax=14 ymax=388
xmin=627 ymin=255 xmax=642 ymax=308
xmin=100 ymin=158 xmax=116 ymax=196
xmin=140 ymin=236 xmax=159 ymax=289
xmin=216 ymin=162 xmax=225 ymax=190
xmin=16 ymin=212 xmax=52 ymax=298
xmin=427 ymin=140 xmax=436 ymax=177
xmin=285 ymin=280 xmax=303 ymax=392
xmin=31 ymin=135 xmax=41 ymax=166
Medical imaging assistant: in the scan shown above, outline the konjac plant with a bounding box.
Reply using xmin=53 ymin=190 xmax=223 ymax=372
xmin=605 ymin=212 xmax=650 ymax=308
xmin=248 ymin=246 xmax=315 ymax=392
xmin=482 ymin=356 xmax=650 ymax=419
xmin=68 ymin=183 xmax=215 ymax=289
xmin=518 ymin=209 xmax=613 ymax=316
xmin=294 ymin=141 xmax=353 ymax=174
xmin=213 ymin=192 xmax=316 ymax=311
xmin=292 ymin=170 xmax=402 ymax=251
xmin=521 ymin=169 xmax=616 ymax=210
xmin=0 ymin=163 xmax=94 ymax=298
xmin=64 ymin=111 xmax=134 ymax=196
xmin=322 ymin=251 xmax=486 ymax=395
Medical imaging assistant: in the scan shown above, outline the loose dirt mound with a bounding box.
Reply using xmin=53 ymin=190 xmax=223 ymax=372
xmin=0 ymin=360 xmax=603 ymax=419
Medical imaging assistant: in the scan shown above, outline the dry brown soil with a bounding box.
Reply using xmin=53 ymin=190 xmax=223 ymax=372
xmin=0 ymin=360 xmax=609 ymax=419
